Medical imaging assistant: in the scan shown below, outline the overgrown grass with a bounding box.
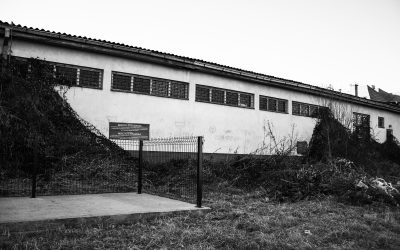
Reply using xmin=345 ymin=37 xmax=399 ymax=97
xmin=2 ymin=186 xmax=400 ymax=249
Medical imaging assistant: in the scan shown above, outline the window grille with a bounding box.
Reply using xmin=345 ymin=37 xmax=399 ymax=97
xmin=292 ymin=102 xmax=301 ymax=115
xmin=196 ymin=84 xmax=253 ymax=108
xmin=260 ymin=96 xmax=288 ymax=113
xmin=277 ymin=99 xmax=287 ymax=113
xmin=133 ymin=77 xmax=151 ymax=94
xmin=239 ymin=93 xmax=252 ymax=108
xmin=152 ymin=79 xmax=169 ymax=97
xmin=292 ymin=101 xmax=325 ymax=117
xmin=353 ymin=112 xmax=370 ymax=140
xmin=196 ymin=85 xmax=211 ymax=102
xmin=79 ymin=69 xmax=101 ymax=88
xmin=268 ymin=98 xmax=277 ymax=111
xmin=226 ymin=92 xmax=239 ymax=106
xmin=112 ymin=73 xmax=131 ymax=91
xmin=170 ymin=81 xmax=188 ymax=99
xmin=378 ymin=117 xmax=385 ymax=128
xmin=112 ymin=72 xmax=189 ymax=100
xmin=55 ymin=65 xmax=77 ymax=86
xmin=309 ymin=105 xmax=319 ymax=118
xmin=211 ymin=89 xmax=225 ymax=104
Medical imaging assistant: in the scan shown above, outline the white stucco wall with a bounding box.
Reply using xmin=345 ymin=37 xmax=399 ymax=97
xmin=8 ymin=39 xmax=400 ymax=154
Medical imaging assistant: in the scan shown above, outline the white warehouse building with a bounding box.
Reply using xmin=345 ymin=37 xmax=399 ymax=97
xmin=1 ymin=21 xmax=400 ymax=155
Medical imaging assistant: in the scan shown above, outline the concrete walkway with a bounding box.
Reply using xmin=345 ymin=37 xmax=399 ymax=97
xmin=0 ymin=193 xmax=208 ymax=232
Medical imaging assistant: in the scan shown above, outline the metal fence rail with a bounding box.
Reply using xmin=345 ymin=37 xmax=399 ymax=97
xmin=1 ymin=136 xmax=204 ymax=207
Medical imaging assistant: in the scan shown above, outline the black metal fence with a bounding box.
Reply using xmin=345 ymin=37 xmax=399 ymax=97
xmin=0 ymin=136 xmax=203 ymax=207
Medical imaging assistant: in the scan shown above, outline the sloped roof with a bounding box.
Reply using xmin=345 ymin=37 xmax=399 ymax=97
xmin=1 ymin=20 xmax=400 ymax=114
xmin=368 ymin=86 xmax=400 ymax=103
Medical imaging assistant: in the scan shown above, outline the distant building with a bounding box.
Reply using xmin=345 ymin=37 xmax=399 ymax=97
xmin=1 ymin=21 xmax=400 ymax=154
xmin=368 ymin=86 xmax=400 ymax=105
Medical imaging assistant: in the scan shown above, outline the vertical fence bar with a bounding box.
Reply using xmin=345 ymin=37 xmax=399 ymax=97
xmin=31 ymin=147 xmax=37 ymax=198
xmin=196 ymin=136 xmax=203 ymax=207
xmin=138 ymin=140 xmax=143 ymax=194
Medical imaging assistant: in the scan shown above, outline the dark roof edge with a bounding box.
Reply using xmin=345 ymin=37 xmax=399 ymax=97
xmin=1 ymin=21 xmax=400 ymax=114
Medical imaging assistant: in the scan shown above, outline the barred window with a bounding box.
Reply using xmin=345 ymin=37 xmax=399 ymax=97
xmin=196 ymin=85 xmax=211 ymax=102
xmin=211 ymin=89 xmax=225 ymax=104
xmin=56 ymin=65 xmax=77 ymax=86
xmin=378 ymin=117 xmax=385 ymax=128
xmin=79 ymin=69 xmax=101 ymax=88
xmin=226 ymin=92 xmax=239 ymax=106
xmin=309 ymin=105 xmax=319 ymax=118
xmin=170 ymin=82 xmax=187 ymax=99
xmin=260 ymin=96 xmax=288 ymax=114
xmin=293 ymin=101 xmax=324 ymax=117
xmin=196 ymin=84 xmax=253 ymax=108
xmin=152 ymin=79 xmax=169 ymax=97
xmin=133 ymin=77 xmax=151 ymax=94
xmin=112 ymin=73 xmax=131 ymax=91
xmin=292 ymin=102 xmax=301 ymax=115
xmin=111 ymin=72 xmax=189 ymax=100
xmin=277 ymin=100 xmax=287 ymax=113
xmin=268 ymin=98 xmax=277 ymax=111
xmin=239 ymin=93 xmax=252 ymax=108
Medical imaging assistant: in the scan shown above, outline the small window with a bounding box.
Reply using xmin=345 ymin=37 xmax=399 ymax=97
xmin=309 ymin=105 xmax=319 ymax=118
xmin=211 ymin=89 xmax=225 ymax=104
xmin=133 ymin=77 xmax=151 ymax=94
xmin=226 ymin=92 xmax=239 ymax=106
xmin=196 ymin=85 xmax=211 ymax=102
xmin=300 ymin=104 xmax=309 ymax=116
xmin=267 ymin=98 xmax=277 ymax=112
xmin=56 ymin=65 xmax=77 ymax=86
xmin=152 ymin=79 xmax=169 ymax=97
xmin=195 ymin=84 xmax=253 ymax=108
xmin=378 ymin=117 xmax=385 ymax=128
xmin=239 ymin=93 xmax=252 ymax=107
xmin=79 ymin=69 xmax=101 ymax=88
xmin=170 ymin=82 xmax=187 ymax=99
xmin=277 ymin=100 xmax=287 ymax=113
xmin=292 ymin=102 xmax=300 ymax=115
xmin=112 ymin=73 xmax=131 ymax=91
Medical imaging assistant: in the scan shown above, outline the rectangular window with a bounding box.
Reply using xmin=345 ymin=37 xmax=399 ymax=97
xmin=196 ymin=85 xmax=211 ymax=102
xmin=111 ymin=72 xmax=189 ymax=100
xmin=259 ymin=96 xmax=288 ymax=114
xmin=239 ymin=93 xmax=252 ymax=108
xmin=133 ymin=76 xmax=151 ymax=94
xmin=112 ymin=73 xmax=131 ymax=91
xmin=292 ymin=101 xmax=324 ymax=117
xmin=211 ymin=89 xmax=225 ymax=104
xmin=196 ymin=84 xmax=254 ymax=108
xmin=170 ymin=81 xmax=188 ymax=99
xmin=226 ymin=91 xmax=239 ymax=106
xmin=292 ymin=102 xmax=300 ymax=115
xmin=378 ymin=117 xmax=385 ymax=128
xmin=152 ymin=79 xmax=169 ymax=97
xmin=353 ymin=112 xmax=370 ymax=140
xmin=56 ymin=65 xmax=77 ymax=86
xmin=79 ymin=69 xmax=101 ymax=88
xmin=277 ymin=99 xmax=287 ymax=113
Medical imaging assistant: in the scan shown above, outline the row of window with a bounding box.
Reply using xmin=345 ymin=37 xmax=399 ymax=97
xmin=195 ymin=85 xmax=254 ymax=108
xmin=10 ymin=57 xmax=386 ymax=126
xmin=111 ymin=72 xmax=189 ymax=100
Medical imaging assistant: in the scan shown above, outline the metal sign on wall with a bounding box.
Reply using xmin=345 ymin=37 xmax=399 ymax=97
xmin=109 ymin=122 xmax=150 ymax=140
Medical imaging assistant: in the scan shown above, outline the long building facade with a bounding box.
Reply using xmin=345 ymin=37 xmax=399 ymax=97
xmin=1 ymin=21 xmax=400 ymax=154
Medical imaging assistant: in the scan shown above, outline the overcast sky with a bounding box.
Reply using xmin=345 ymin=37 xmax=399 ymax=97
xmin=1 ymin=0 xmax=399 ymax=97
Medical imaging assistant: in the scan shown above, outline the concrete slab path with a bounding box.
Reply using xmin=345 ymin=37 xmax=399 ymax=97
xmin=0 ymin=193 xmax=209 ymax=232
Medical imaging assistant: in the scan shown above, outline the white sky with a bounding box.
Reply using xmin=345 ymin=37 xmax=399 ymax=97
xmin=1 ymin=0 xmax=400 ymax=97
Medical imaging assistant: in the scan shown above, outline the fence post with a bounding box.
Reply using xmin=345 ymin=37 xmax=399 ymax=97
xmin=196 ymin=136 xmax=203 ymax=208
xmin=138 ymin=140 xmax=143 ymax=194
xmin=31 ymin=147 xmax=37 ymax=198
